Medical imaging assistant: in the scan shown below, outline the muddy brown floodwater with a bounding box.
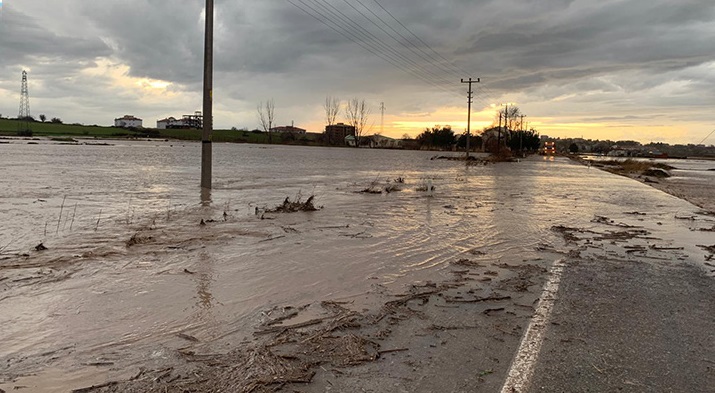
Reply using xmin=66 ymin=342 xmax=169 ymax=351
xmin=0 ymin=141 xmax=713 ymax=392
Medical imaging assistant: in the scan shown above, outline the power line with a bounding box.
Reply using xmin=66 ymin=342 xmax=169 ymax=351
xmin=351 ymin=1 xmax=497 ymax=106
xmin=370 ymin=0 xmax=478 ymax=79
xmin=309 ymin=0 xmax=457 ymax=89
xmin=698 ymin=129 xmax=715 ymax=145
xmin=288 ymin=0 xmax=503 ymax=112
xmin=289 ymin=0 xmax=419 ymax=80
xmin=288 ymin=0 xmax=461 ymax=95
xmin=350 ymin=0 xmax=501 ymax=109
xmin=368 ymin=0 xmax=503 ymax=105
xmin=351 ymin=0 xmax=463 ymax=81
xmin=298 ymin=0 xmax=468 ymax=95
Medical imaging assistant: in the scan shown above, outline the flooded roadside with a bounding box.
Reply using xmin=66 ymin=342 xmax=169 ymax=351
xmin=1 ymin=142 xmax=713 ymax=391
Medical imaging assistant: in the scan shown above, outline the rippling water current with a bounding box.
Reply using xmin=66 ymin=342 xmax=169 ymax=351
xmin=0 ymin=140 xmax=712 ymax=391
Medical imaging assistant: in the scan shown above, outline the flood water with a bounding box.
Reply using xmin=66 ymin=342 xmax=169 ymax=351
xmin=1 ymin=140 xmax=713 ymax=391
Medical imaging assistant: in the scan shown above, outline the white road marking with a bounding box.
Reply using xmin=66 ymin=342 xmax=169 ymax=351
xmin=500 ymin=258 xmax=566 ymax=393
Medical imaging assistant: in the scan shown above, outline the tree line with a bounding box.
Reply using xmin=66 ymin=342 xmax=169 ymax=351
xmin=412 ymin=105 xmax=541 ymax=152
xmin=257 ymin=96 xmax=373 ymax=145
xmin=8 ymin=114 xmax=64 ymax=124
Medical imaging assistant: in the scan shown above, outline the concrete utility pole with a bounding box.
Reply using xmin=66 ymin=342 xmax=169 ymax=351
xmin=461 ymin=78 xmax=479 ymax=159
xmin=201 ymin=0 xmax=214 ymax=190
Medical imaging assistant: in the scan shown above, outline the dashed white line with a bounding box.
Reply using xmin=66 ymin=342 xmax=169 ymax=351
xmin=500 ymin=258 xmax=566 ymax=393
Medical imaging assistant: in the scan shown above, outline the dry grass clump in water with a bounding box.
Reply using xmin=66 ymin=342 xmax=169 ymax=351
xmin=489 ymin=149 xmax=516 ymax=162
xmin=465 ymin=150 xmax=518 ymax=166
xmin=267 ymin=195 xmax=319 ymax=213
xmin=415 ymin=184 xmax=434 ymax=192
xmin=82 ymin=258 xmax=549 ymax=393
xmin=358 ymin=177 xmax=403 ymax=194
xmin=642 ymin=168 xmax=671 ymax=178
xmin=359 ymin=186 xmax=383 ymax=194
xmin=415 ymin=179 xmax=435 ymax=192
xmin=125 ymin=233 xmax=153 ymax=247
xmin=697 ymin=244 xmax=715 ymax=254
xmin=223 ymin=349 xmax=316 ymax=391
xmin=165 ymin=347 xmax=317 ymax=392
xmin=589 ymin=158 xmax=673 ymax=178
xmin=451 ymin=258 xmax=484 ymax=267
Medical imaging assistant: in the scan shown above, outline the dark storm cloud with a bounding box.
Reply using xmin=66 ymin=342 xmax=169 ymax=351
xmin=0 ymin=6 xmax=110 ymax=67
xmin=1 ymin=0 xmax=714 ymax=140
xmin=455 ymin=0 xmax=715 ymax=92
xmin=79 ymin=0 xmax=206 ymax=85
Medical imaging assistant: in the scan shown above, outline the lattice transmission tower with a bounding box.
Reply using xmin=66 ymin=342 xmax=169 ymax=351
xmin=18 ymin=70 xmax=32 ymax=133
xmin=380 ymin=102 xmax=385 ymax=135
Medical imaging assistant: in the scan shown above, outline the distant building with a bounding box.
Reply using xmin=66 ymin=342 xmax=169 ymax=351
xmin=270 ymin=125 xmax=306 ymax=135
xmin=156 ymin=112 xmax=203 ymax=129
xmin=345 ymin=135 xmax=357 ymax=147
xmin=114 ymin=115 xmax=142 ymax=128
xmin=364 ymin=134 xmax=402 ymax=149
xmin=325 ymin=123 xmax=356 ymax=145
xmin=481 ymin=127 xmax=502 ymax=152
xmin=157 ymin=117 xmax=181 ymax=129
xmin=606 ymin=147 xmax=640 ymax=157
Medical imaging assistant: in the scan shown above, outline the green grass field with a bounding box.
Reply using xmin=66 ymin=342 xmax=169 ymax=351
xmin=0 ymin=118 xmax=319 ymax=145
xmin=0 ymin=118 xmax=122 ymax=137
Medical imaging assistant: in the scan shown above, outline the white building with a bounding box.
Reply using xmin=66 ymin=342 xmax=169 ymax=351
xmin=157 ymin=117 xmax=181 ymax=129
xmin=114 ymin=115 xmax=143 ymax=128
xmin=156 ymin=112 xmax=203 ymax=129
xmin=366 ymin=134 xmax=402 ymax=148
xmin=269 ymin=125 xmax=307 ymax=135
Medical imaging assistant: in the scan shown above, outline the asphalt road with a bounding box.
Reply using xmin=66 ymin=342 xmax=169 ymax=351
xmin=526 ymin=257 xmax=715 ymax=393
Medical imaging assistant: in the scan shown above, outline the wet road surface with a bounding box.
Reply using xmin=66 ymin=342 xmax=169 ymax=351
xmin=1 ymin=142 xmax=713 ymax=391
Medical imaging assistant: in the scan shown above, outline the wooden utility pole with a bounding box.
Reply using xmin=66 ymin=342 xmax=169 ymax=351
xmin=201 ymin=0 xmax=214 ymax=190
xmin=461 ymin=78 xmax=479 ymax=159
xmin=497 ymin=110 xmax=503 ymax=150
xmin=519 ymin=115 xmax=526 ymax=152
xmin=497 ymin=103 xmax=512 ymax=149
xmin=504 ymin=103 xmax=509 ymax=134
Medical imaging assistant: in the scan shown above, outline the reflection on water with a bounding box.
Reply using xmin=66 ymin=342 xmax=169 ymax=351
xmin=195 ymin=252 xmax=216 ymax=311
xmin=185 ymin=251 xmax=219 ymax=345
xmin=200 ymin=187 xmax=212 ymax=207
xmin=0 ymin=141 xmax=713 ymax=392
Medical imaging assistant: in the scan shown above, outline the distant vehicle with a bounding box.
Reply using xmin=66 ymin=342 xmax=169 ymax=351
xmin=541 ymin=141 xmax=556 ymax=155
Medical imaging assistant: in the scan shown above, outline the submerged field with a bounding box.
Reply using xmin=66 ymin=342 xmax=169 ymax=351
xmin=0 ymin=118 xmax=318 ymax=144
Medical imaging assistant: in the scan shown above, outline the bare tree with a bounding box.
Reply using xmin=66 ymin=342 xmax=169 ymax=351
xmin=39 ymin=114 xmax=46 ymax=122
xmin=494 ymin=105 xmax=522 ymax=131
xmin=323 ymin=96 xmax=340 ymax=126
xmin=345 ymin=98 xmax=372 ymax=147
xmin=257 ymin=99 xmax=275 ymax=144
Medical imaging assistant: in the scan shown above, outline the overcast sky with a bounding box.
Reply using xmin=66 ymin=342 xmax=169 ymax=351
xmin=1 ymin=0 xmax=714 ymax=144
